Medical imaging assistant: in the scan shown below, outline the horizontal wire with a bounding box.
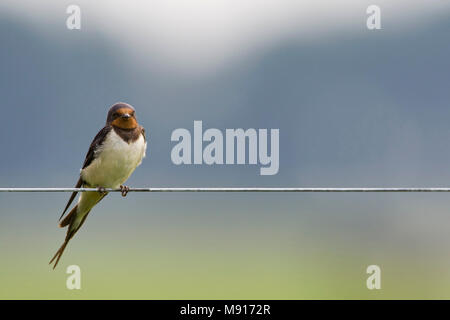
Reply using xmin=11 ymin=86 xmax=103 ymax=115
xmin=2 ymin=187 xmax=450 ymax=193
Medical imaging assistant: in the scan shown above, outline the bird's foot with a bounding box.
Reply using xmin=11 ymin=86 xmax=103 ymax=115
xmin=120 ymin=185 xmax=130 ymax=197
xmin=97 ymin=186 xmax=107 ymax=195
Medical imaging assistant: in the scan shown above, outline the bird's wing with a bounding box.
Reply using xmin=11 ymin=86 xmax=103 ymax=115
xmin=82 ymin=125 xmax=112 ymax=169
xmin=58 ymin=125 xmax=112 ymax=222
xmin=59 ymin=177 xmax=82 ymax=221
xmin=141 ymin=126 xmax=146 ymax=142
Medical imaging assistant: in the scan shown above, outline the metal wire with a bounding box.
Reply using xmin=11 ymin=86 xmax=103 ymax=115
xmin=2 ymin=187 xmax=450 ymax=192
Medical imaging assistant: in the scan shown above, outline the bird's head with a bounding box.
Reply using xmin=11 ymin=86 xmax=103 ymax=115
xmin=107 ymin=102 xmax=138 ymax=129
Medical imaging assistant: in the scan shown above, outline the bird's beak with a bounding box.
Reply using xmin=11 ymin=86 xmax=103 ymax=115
xmin=121 ymin=113 xmax=131 ymax=119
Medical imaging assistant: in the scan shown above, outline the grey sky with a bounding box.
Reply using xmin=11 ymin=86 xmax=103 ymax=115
xmin=2 ymin=0 xmax=450 ymax=74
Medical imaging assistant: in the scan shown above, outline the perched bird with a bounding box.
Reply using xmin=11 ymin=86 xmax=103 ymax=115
xmin=49 ymin=102 xmax=147 ymax=269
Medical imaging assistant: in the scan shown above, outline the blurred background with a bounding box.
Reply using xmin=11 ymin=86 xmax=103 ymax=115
xmin=1 ymin=0 xmax=450 ymax=299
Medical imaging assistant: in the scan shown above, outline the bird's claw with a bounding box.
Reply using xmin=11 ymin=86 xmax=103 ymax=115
xmin=97 ymin=186 xmax=107 ymax=195
xmin=120 ymin=185 xmax=130 ymax=197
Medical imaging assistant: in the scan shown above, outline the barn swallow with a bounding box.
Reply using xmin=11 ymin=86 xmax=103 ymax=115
xmin=49 ymin=102 xmax=147 ymax=269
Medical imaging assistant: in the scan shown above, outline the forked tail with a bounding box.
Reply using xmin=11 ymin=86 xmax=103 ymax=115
xmin=49 ymin=205 xmax=89 ymax=269
xmin=50 ymin=191 xmax=106 ymax=269
xmin=49 ymin=239 xmax=70 ymax=269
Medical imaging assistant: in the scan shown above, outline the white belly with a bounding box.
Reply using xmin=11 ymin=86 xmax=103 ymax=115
xmin=81 ymin=130 xmax=146 ymax=188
